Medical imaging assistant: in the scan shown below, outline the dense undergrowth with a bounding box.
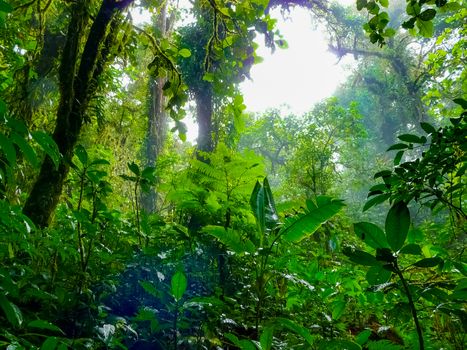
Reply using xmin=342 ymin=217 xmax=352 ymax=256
xmin=0 ymin=108 xmax=465 ymax=349
xmin=0 ymin=0 xmax=466 ymax=348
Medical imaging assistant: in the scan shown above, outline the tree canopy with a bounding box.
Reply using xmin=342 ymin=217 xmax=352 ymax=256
xmin=0 ymin=0 xmax=465 ymax=349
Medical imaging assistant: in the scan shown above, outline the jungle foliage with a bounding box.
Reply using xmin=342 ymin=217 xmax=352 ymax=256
xmin=0 ymin=0 xmax=465 ymax=349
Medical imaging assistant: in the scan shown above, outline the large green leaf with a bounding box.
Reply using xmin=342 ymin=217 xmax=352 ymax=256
xmin=343 ymin=247 xmax=380 ymax=266
xmin=385 ymin=202 xmax=410 ymax=251
xmin=399 ymin=243 xmax=422 ymax=255
xmin=250 ymin=178 xmax=279 ymax=238
xmin=0 ymin=134 xmax=16 ymax=166
xmin=0 ymin=295 xmax=23 ymax=328
xmin=40 ymin=337 xmax=58 ymax=350
xmin=32 ymin=131 xmax=60 ymax=170
xmin=139 ymin=281 xmax=161 ymax=298
xmin=28 ymin=320 xmax=64 ymax=334
xmin=275 ymin=318 xmax=315 ymax=345
xmin=354 ymin=222 xmax=389 ymax=249
xmin=282 ymin=197 xmax=344 ymax=242
xmin=74 ymin=145 xmax=88 ymax=167
xmin=203 ymin=225 xmax=255 ymax=254
xmin=366 ymin=265 xmax=392 ymax=285
xmin=128 ymin=161 xmax=140 ymax=176
xmin=412 ymin=257 xmax=443 ymax=268
xmin=225 ymin=334 xmax=257 ymax=350
xmin=171 ymin=271 xmax=187 ymax=301
xmin=331 ymin=299 xmax=346 ymax=320
xmin=363 ymin=193 xmax=390 ymax=211
xmin=10 ymin=133 xmax=38 ymax=168
xmin=260 ymin=326 xmax=274 ymax=350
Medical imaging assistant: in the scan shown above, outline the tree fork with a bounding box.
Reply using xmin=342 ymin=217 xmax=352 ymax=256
xmin=23 ymin=0 xmax=134 ymax=227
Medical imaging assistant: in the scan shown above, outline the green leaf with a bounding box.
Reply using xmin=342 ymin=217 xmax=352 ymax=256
xmin=0 ymin=100 xmax=6 ymax=116
xmin=453 ymin=262 xmax=467 ymax=276
xmin=134 ymin=307 xmax=158 ymax=321
xmin=385 ymin=202 xmax=410 ymax=251
xmin=354 ymin=222 xmax=389 ymax=249
xmin=28 ymin=320 xmax=64 ymax=334
xmin=225 ymin=334 xmax=257 ymax=350
xmin=420 ymin=122 xmax=436 ymax=134
xmin=453 ymin=98 xmax=467 ymax=109
xmin=260 ymin=326 xmax=274 ymax=350
xmin=32 ymin=131 xmax=60 ymax=170
xmin=399 ymin=244 xmax=422 ymax=255
xmin=406 ymin=2 xmax=421 ymax=16
xmin=202 ymin=73 xmax=214 ymax=82
xmin=387 ymin=143 xmax=409 ymax=151
xmin=171 ymin=271 xmax=187 ymax=301
xmin=374 ymin=170 xmax=392 ymax=179
xmin=281 ymin=197 xmax=344 ymax=242
xmin=397 ymin=134 xmax=423 ymax=143
xmin=250 ymin=178 xmax=279 ymax=238
xmin=367 ymin=340 xmax=402 ymax=349
xmin=402 ymin=17 xmax=416 ymax=29
xmin=203 ymin=225 xmax=255 ymax=254
xmin=40 ymin=337 xmax=58 ymax=350
xmin=141 ymin=166 xmax=156 ymax=180
xmin=384 ymin=28 xmax=396 ymax=37
xmin=376 ymin=248 xmax=396 ymax=262
xmin=128 ymin=162 xmax=140 ymax=176
xmin=319 ymin=339 xmax=362 ymax=350
xmin=0 ymin=295 xmax=23 ymax=328
xmin=416 ymin=19 xmax=434 ymax=37
xmin=0 ymin=134 xmax=17 ymax=166
xmin=6 ymin=118 xmax=28 ymax=135
xmin=366 ymin=265 xmax=392 ymax=285
xmin=139 ymin=281 xmax=161 ymax=298
xmin=419 ymin=9 xmax=436 ymax=21
xmin=178 ymin=48 xmax=191 ymax=58
xmin=0 ymin=0 xmax=13 ymax=13
xmin=120 ymin=174 xmax=137 ymax=182
xmin=356 ymin=329 xmax=372 ymax=345
xmin=275 ymin=318 xmax=315 ymax=345
xmin=10 ymin=134 xmax=38 ymax=168
xmin=357 ymin=0 xmax=367 ymax=11
xmin=331 ymin=300 xmax=346 ymax=320
xmin=363 ymin=193 xmax=390 ymax=211
xmin=394 ymin=150 xmax=404 ymax=165
xmin=379 ymin=0 xmax=388 ymax=7
xmin=343 ymin=247 xmax=380 ymax=266
xmin=74 ymin=145 xmax=88 ymax=166
xmin=89 ymin=159 xmax=110 ymax=167
xmin=412 ymin=257 xmax=443 ymax=267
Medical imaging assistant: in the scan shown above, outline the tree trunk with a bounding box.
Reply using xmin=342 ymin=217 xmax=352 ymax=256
xmin=195 ymin=86 xmax=214 ymax=153
xmin=141 ymin=4 xmax=169 ymax=214
xmin=23 ymin=0 xmax=134 ymax=228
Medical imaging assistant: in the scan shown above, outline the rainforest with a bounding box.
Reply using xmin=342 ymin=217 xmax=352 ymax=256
xmin=0 ymin=0 xmax=465 ymax=348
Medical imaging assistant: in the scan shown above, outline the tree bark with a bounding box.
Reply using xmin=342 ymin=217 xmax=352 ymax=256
xmin=23 ymin=0 xmax=134 ymax=227
xmin=141 ymin=4 xmax=169 ymax=214
xmin=195 ymin=86 xmax=214 ymax=154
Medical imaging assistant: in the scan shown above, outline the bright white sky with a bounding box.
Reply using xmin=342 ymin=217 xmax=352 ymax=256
xmin=132 ymin=2 xmax=357 ymax=142
xmin=240 ymin=7 xmax=355 ymax=115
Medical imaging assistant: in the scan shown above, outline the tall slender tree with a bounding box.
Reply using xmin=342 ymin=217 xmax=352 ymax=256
xmin=23 ymin=0 xmax=134 ymax=227
xmin=141 ymin=2 xmax=174 ymax=213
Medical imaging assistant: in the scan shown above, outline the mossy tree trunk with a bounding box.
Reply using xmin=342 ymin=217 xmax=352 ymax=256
xmin=141 ymin=3 xmax=170 ymax=214
xmin=23 ymin=0 xmax=134 ymax=228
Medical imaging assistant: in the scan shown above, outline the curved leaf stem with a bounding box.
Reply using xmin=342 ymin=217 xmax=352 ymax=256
xmin=394 ymin=261 xmax=424 ymax=350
